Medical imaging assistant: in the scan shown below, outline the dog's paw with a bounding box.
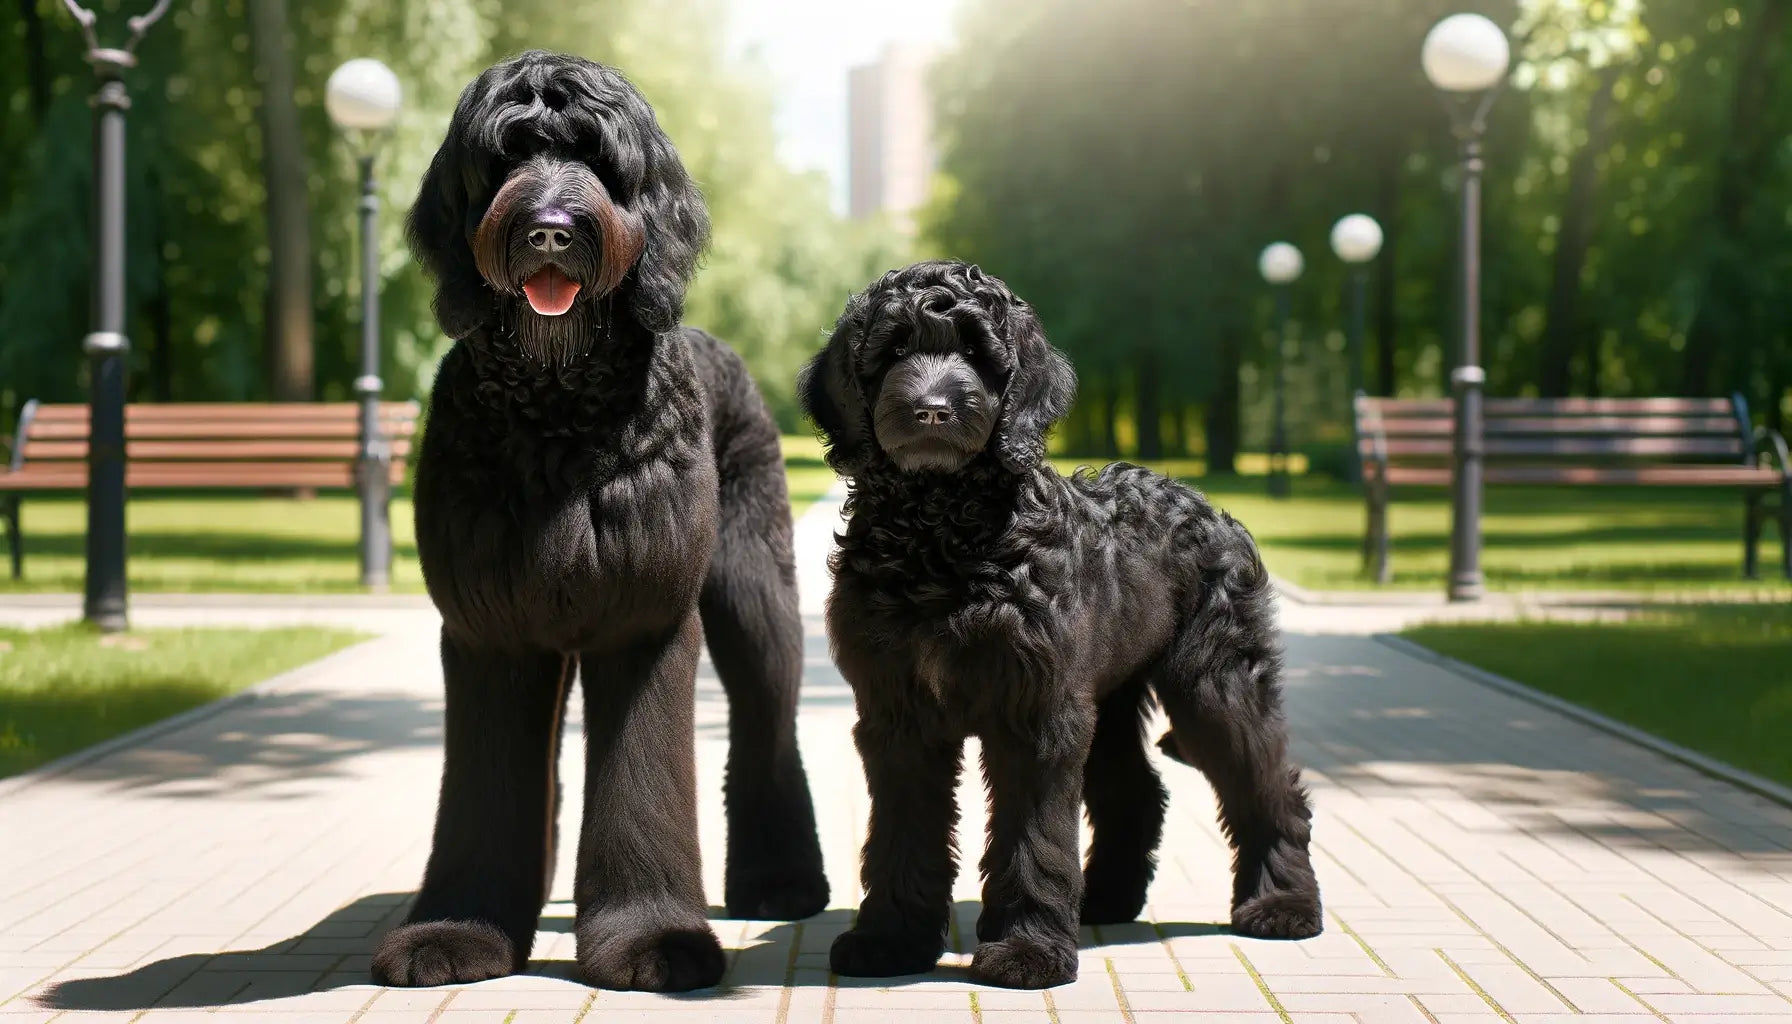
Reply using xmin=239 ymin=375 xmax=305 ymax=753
xmin=578 ymin=921 xmax=725 ymax=992
xmin=829 ymin=928 xmax=944 ymax=977
xmin=724 ymin=863 xmax=829 ymax=921
xmin=371 ymin=920 xmax=517 ymax=986
xmin=969 ymin=935 xmax=1078 ymax=989
xmin=1231 ymin=889 xmax=1323 ymax=940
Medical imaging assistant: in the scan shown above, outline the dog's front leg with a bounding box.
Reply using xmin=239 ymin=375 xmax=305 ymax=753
xmin=971 ymin=703 xmax=1094 ymax=989
xmin=372 ymin=636 xmax=570 ymax=986
xmin=829 ymin=703 xmax=963 ymax=978
xmin=572 ymin=612 xmax=725 ymax=992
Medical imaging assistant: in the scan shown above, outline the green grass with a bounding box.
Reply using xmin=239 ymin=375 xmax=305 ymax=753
xmin=0 ymin=436 xmax=841 ymax=595
xmin=1404 ymin=605 xmax=1792 ymax=786
xmin=1046 ymin=462 xmax=1788 ymax=596
xmin=0 ymin=624 xmax=368 ymax=778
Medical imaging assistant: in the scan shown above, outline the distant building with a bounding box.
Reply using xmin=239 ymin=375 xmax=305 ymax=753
xmin=848 ymin=43 xmax=936 ymax=230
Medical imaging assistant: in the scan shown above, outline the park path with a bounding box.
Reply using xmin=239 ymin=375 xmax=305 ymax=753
xmin=4 ymin=489 xmax=1792 ymax=1022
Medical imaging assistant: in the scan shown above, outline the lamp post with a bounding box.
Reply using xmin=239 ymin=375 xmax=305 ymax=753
xmin=1422 ymin=13 xmax=1509 ymax=603
xmin=1258 ymin=242 xmax=1303 ymax=499
xmin=325 ymin=58 xmax=402 ymax=590
xmin=1330 ymin=213 xmax=1383 ymax=484
xmin=60 ymin=0 xmax=174 ymax=633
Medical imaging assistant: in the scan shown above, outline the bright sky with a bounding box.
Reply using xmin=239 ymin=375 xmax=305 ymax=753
xmin=725 ymin=0 xmax=960 ymax=212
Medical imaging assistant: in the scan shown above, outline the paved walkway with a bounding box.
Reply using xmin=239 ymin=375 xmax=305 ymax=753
xmin=4 ymin=493 xmax=1792 ymax=1022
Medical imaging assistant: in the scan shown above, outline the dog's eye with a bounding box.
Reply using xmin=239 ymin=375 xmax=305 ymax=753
xmin=962 ymin=344 xmax=976 ymax=358
xmin=892 ymin=345 xmax=908 ymax=358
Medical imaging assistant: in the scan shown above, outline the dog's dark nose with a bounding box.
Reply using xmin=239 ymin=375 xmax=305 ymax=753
xmin=526 ymin=209 xmax=574 ymax=254
xmin=914 ymin=400 xmax=954 ymax=426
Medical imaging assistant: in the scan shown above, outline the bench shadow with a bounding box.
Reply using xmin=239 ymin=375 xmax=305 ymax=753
xmin=36 ymin=895 xmax=1229 ymax=1010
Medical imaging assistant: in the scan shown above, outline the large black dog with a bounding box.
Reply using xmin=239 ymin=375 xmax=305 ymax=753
xmin=800 ymin=261 xmax=1321 ymax=989
xmin=372 ymin=51 xmax=827 ymax=992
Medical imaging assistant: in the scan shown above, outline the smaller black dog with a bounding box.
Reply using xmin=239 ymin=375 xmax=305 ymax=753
xmin=800 ymin=261 xmax=1321 ymax=989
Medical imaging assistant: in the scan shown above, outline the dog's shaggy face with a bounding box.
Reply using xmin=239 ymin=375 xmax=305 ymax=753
xmin=408 ymin=50 xmax=709 ymax=359
xmin=800 ymin=261 xmax=1076 ymax=475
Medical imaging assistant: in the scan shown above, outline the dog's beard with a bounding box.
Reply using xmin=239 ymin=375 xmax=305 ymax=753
xmin=501 ymin=296 xmax=614 ymax=368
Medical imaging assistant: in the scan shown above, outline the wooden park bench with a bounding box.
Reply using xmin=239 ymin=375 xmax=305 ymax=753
xmin=1354 ymin=394 xmax=1791 ymax=583
xmin=0 ymin=401 xmax=420 ymax=579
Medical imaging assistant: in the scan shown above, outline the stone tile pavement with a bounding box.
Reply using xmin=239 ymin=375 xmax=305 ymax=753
xmin=4 ymin=492 xmax=1792 ymax=1022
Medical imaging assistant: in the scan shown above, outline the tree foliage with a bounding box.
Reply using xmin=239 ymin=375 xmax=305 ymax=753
xmin=0 ymin=0 xmax=908 ymax=429
xmin=928 ymin=0 xmax=1792 ymax=466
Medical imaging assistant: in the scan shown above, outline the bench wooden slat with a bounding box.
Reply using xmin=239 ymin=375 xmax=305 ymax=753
xmin=27 ymin=417 xmax=418 ymax=442
xmin=1359 ymin=397 xmax=1736 ymax=417
xmin=1371 ymin=464 xmax=1781 ymax=487
xmin=1361 ymin=437 xmax=1746 ymax=459
xmin=1362 ymin=415 xmax=1744 ymax=437
xmin=0 ymin=461 xmax=407 ymax=490
xmin=27 ymin=401 xmax=418 ymax=422
xmin=20 ymin=439 xmax=416 ymax=461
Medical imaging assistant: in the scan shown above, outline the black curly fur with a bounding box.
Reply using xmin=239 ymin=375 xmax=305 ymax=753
xmin=802 ymin=261 xmax=1322 ymax=990
xmin=373 ymin=51 xmax=826 ymax=995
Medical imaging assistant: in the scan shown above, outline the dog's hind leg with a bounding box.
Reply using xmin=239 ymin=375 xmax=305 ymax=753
xmin=1076 ymin=675 xmax=1168 ymax=928
xmin=372 ymin=637 xmax=571 ymax=986
xmin=1156 ymin=518 xmax=1321 ymax=941
xmin=700 ymin=400 xmax=828 ymax=921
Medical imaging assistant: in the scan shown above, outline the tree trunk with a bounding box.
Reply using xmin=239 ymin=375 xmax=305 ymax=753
xmin=146 ymin=169 xmax=174 ymax=402
xmin=1134 ymin=350 xmax=1162 ymax=459
xmin=1205 ymin=327 xmax=1242 ymax=474
xmin=248 ymin=0 xmax=316 ymax=402
xmin=20 ymin=0 xmax=48 ymax=126
xmin=1373 ymin=147 xmax=1401 ymax=396
xmin=1683 ymin=0 xmax=1788 ymax=396
xmin=1099 ymin=381 xmax=1120 ymax=458
xmin=1539 ymin=67 xmax=1619 ymax=397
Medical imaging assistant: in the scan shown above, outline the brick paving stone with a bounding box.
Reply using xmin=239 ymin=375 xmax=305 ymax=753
xmin=6 ymin=489 xmax=1792 ymax=1021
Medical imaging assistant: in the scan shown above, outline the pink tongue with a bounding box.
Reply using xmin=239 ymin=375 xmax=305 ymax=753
xmin=523 ymin=267 xmax=581 ymax=316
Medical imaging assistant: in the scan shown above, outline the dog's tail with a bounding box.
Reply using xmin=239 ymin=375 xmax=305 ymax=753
xmin=687 ymin=328 xmax=829 ymax=920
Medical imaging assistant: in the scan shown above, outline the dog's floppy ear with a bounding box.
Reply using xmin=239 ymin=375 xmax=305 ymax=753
xmin=993 ymin=300 xmax=1077 ymax=474
xmin=800 ymin=293 xmax=874 ymax=474
xmin=407 ymin=128 xmax=494 ymax=340
xmin=627 ymin=125 xmax=709 ymax=334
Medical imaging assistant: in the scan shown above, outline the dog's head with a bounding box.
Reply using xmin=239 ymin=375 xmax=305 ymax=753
xmin=800 ymin=261 xmax=1076 ymax=476
xmin=408 ymin=51 xmax=708 ymax=358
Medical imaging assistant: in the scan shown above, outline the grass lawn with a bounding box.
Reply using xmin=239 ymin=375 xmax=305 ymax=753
xmin=0 ymin=624 xmax=368 ymax=778
xmin=0 ymin=436 xmax=841 ymax=595
xmin=1044 ymin=460 xmax=1788 ymax=596
xmin=1404 ymin=605 xmax=1792 ymax=786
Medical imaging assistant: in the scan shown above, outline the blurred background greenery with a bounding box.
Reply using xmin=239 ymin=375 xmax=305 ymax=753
xmin=0 ymin=0 xmax=912 ymax=431
xmin=1 ymin=0 xmax=1788 ymax=460
xmin=926 ymin=0 xmax=1792 ymax=469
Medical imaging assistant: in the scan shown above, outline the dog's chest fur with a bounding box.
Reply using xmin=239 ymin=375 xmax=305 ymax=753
xmin=830 ymin=462 xmax=1073 ymax=716
xmin=414 ymin=328 xmax=716 ymax=652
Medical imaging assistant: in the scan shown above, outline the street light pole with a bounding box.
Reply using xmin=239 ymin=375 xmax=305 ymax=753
xmin=1270 ymin=284 xmax=1291 ymax=499
xmin=1331 ymin=213 xmax=1384 ymax=485
xmin=354 ymin=153 xmax=390 ymax=590
xmin=1258 ymin=242 xmax=1304 ymax=500
xmin=1448 ymin=130 xmax=1487 ymax=602
xmin=1423 ymin=13 xmax=1509 ymax=604
xmin=61 ymin=0 xmax=173 ymax=633
xmin=326 ymin=58 xmax=402 ymax=591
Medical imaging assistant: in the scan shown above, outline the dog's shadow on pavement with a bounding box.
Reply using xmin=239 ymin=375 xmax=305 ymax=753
xmin=37 ymin=894 xmax=1228 ymax=1011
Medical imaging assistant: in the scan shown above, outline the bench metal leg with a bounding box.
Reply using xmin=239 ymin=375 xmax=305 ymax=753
xmin=2 ymin=497 xmax=18 ymax=581
xmin=1745 ymin=493 xmax=1763 ymax=580
xmin=1363 ymin=483 xmax=1391 ymax=585
xmin=1780 ymin=480 xmax=1792 ymax=581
